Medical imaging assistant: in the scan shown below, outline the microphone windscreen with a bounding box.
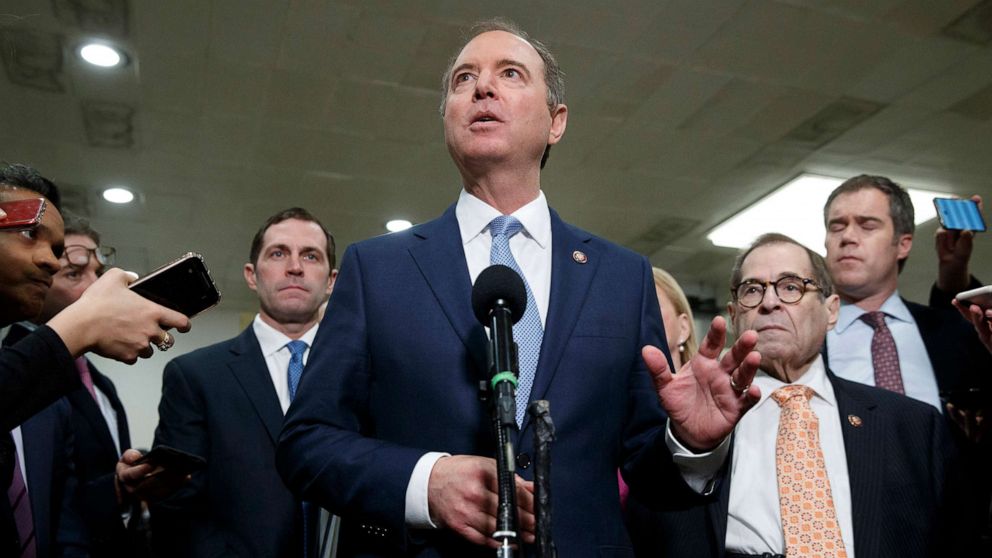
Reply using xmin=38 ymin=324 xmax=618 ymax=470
xmin=472 ymin=264 xmax=527 ymax=326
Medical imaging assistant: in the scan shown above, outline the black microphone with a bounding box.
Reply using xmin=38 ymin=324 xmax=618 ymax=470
xmin=471 ymin=264 xmax=527 ymax=555
xmin=472 ymin=265 xmax=527 ymax=421
xmin=472 ymin=264 xmax=527 ymax=326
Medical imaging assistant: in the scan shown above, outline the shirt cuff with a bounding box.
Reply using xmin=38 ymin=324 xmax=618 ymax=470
xmin=664 ymin=419 xmax=731 ymax=495
xmin=404 ymin=452 xmax=450 ymax=529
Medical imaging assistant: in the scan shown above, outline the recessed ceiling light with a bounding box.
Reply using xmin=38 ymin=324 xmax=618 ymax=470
xmin=79 ymin=43 xmax=123 ymax=67
xmin=386 ymin=219 xmax=413 ymax=232
xmin=707 ymin=173 xmax=943 ymax=255
xmin=102 ymin=187 xmax=134 ymax=204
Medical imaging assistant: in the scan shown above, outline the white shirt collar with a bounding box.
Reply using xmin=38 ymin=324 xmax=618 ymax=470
xmin=751 ymin=354 xmax=836 ymax=410
xmin=835 ymin=290 xmax=912 ymax=334
xmin=455 ymin=189 xmax=551 ymax=249
xmin=251 ymin=314 xmax=319 ymax=357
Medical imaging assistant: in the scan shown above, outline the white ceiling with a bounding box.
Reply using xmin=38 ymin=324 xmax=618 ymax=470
xmin=3 ymin=0 xmax=992 ymax=312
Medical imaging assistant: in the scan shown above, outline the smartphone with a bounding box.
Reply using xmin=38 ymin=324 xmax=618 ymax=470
xmin=134 ymin=445 xmax=206 ymax=475
xmin=0 ymin=198 xmax=46 ymax=231
xmin=933 ymin=197 xmax=986 ymax=232
xmin=128 ymin=252 xmax=221 ymax=318
xmin=956 ymin=285 xmax=992 ymax=310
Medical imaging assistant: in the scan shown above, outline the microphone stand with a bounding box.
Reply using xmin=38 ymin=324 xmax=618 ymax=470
xmin=528 ymin=400 xmax=557 ymax=558
xmin=486 ymin=299 xmax=520 ymax=558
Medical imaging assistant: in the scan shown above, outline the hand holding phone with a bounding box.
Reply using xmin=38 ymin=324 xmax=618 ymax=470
xmin=956 ymin=285 xmax=992 ymax=310
xmin=934 ymin=197 xmax=986 ymax=232
xmin=128 ymin=252 xmax=221 ymax=318
xmin=0 ymin=198 xmax=46 ymax=231
xmin=133 ymin=445 xmax=207 ymax=475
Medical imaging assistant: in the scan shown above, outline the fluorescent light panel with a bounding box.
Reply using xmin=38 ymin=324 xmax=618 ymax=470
xmin=385 ymin=219 xmax=412 ymax=232
xmin=707 ymin=174 xmax=942 ymax=255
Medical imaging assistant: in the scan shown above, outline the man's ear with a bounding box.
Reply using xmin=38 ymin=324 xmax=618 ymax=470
xmin=243 ymin=263 xmax=258 ymax=292
xmin=547 ymin=104 xmax=567 ymax=146
xmin=896 ymin=233 xmax=913 ymax=262
xmin=824 ymin=294 xmax=840 ymax=331
xmin=326 ymin=269 xmax=338 ymax=296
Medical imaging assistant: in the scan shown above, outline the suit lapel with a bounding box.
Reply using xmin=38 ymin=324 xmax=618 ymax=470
xmin=520 ymin=211 xmax=600 ymax=433
xmin=831 ymin=373 xmax=882 ymax=558
xmin=715 ymin=440 xmax=732 ymax=554
xmin=228 ymin=328 xmax=285 ymax=445
xmin=66 ymin=387 xmax=119 ymax=457
xmin=21 ymin=413 xmax=53 ymax=547
xmin=90 ymin=366 xmax=132 ymax=451
xmin=407 ymin=206 xmax=489 ymax=376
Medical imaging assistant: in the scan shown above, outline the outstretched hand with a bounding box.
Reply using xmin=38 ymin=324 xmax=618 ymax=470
xmin=644 ymin=316 xmax=761 ymax=451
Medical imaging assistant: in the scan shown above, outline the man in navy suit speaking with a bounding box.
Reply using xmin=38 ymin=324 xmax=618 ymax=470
xmin=278 ymin=18 xmax=763 ymax=557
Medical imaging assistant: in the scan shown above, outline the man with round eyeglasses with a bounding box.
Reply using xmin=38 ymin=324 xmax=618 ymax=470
xmin=732 ymin=276 xmax=823 ymax=310
xmin=641 ymin=232 xmax=961 ymax=558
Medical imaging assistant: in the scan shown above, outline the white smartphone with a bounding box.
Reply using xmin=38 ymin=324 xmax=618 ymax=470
xmin=955 ymin=285 xmax=992 ymax=310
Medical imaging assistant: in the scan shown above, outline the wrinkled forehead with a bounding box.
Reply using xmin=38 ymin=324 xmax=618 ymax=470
xmin=454 ymin=30 xmax=545 ymax=74
xmin=740 ymin=242 xmax=813 ymax=282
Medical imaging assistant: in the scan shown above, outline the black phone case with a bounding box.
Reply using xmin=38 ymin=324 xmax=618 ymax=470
xmin=129 ymin=252 xmax=221 ymax=318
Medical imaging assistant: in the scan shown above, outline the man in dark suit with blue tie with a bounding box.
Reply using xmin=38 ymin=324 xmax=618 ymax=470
xmin=151 ymin=208 xmax=336 ymax=557
xmin=278 ymin=18 xmax=765 ymax=557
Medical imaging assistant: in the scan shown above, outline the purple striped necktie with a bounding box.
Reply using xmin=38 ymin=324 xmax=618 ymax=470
xmin=75 ymin=357 xmax=99 ymax=402
xmin=7 ymin=448 xmax=36 ymax=558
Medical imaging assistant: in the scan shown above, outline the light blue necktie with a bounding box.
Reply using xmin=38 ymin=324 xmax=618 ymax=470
xmin=286 ymin=340 xmax=307 ymax=400
xmin=285 ymin=340 xmax=310 ymax=557
xmin=488 ymin=215 xmax=544 ymax=426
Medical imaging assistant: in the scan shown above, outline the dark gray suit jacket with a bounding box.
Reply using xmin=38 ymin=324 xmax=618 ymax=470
xmin=151 ymin=326 xmax=305 ymax=558
xmin=626 ymin=372 xmax=958 ymax=558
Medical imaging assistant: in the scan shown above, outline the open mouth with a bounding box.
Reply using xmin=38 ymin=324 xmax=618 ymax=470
xmin=472 ymin=112 xmax=500 ymax=124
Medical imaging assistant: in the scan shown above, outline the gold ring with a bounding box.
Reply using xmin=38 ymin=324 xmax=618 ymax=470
xmin=729 ymin=375 xmax=748 ymax=394
xmin=156 ymin=332 xmax=174 ymax=352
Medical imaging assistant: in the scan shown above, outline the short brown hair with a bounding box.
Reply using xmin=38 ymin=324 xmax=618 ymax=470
xmin=248 ymin=207 xmax=336 ymax=269
xmin=824 ymin=174 xmax=914 ymax=272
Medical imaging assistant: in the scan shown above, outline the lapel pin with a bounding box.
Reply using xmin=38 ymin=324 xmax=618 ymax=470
xmin=847 ymin=414 xmax=862 ymax=427
xmin=572 ymin=250 xmax=588 ymax=264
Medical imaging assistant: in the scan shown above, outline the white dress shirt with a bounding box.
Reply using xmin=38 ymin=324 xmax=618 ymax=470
xmin=252 ymin=315 xmax=319 ymax=414
xmin=404 ymin=189 xmax=553 ymax=528
xmin=827 ymin=292 xmax=941 ymax=410
xmin=93 ymin=384 xmax=122 ymax=457
xmin=669 ymin=357 xmax=855 ymax=557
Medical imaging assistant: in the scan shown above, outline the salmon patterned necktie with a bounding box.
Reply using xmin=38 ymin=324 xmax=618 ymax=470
xmin=772 ymin=385 xmax=847 ymax=558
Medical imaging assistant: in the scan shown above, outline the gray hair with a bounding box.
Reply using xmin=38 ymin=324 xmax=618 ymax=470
xmin=729 ymin=233 xmax=834 ymax=301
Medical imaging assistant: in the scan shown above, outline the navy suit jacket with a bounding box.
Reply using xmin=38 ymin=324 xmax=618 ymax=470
xmin=278 ymin=206 xmax=680 ymax=557
xmin=5 ymin=321 xmax=135 ymax=557
xmin=151 ymin=326 xmax=304 ymax=558
xmin=626 ymin=373 xmax=956 ymax=558
xmin=68 ymin=363 xmax=136 ymax=557
xmin=20 ymin=399 xmax=89 ymax=558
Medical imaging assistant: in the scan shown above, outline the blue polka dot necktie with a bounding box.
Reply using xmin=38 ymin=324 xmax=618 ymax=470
xmin=285 ymin=340 xmax=311 ymax=557
xmin=488 ymin=215 xmax=544 ymax=426
xmin=286 ymin=340 xmax=307 ymax=400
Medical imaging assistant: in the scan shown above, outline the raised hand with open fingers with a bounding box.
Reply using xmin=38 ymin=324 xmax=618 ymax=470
xmin=643 ymin=316 xmax=761 ymax=452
